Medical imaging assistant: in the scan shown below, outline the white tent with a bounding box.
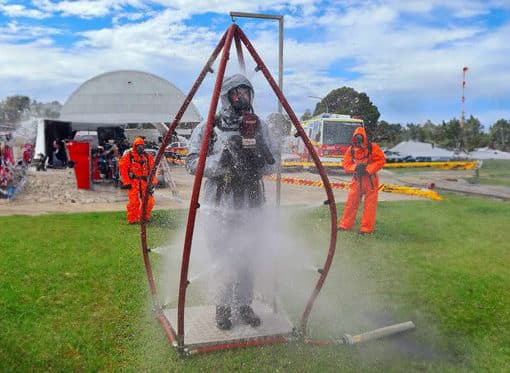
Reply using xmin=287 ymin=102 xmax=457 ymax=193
xmin=469 ymin=147 xmax=510 ymax=160
xmin=389 ymin=141 xmax=456 ymax=161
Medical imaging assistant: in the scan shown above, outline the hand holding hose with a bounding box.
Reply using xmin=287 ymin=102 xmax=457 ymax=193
xmin=355 ymin=163 xmax=367 ymax=178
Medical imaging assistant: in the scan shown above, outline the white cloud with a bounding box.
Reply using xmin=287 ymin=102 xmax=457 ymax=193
xmin=0 ymin=21 xmax=61 ymax=43
xmin=0 ymin=4 xmax=50 ymax=19
xmin=32 ymin=0 xmax=148 ymax=18
xmin=0 ymin=0 xmax=508 ymax=128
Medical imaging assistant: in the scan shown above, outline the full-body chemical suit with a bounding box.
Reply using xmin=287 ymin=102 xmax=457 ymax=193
xmin=186 ymin=74 xmax=276 ymax=330
xmin=338 ymin=127 xmax=385 ymax=234
xmin=119 ymin=137 xmax=157 ymax=224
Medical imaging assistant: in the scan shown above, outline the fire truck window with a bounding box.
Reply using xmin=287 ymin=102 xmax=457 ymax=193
xmin=323 ymin=121 xmax=356 ymax=145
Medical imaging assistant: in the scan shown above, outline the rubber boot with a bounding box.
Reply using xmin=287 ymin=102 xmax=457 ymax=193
xmin=215 ymin=305 xmax=232 ymax=330
xmin=239 ymin=305 xmax=261 ymax=327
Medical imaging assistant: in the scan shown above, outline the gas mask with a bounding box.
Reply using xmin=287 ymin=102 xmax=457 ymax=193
xmin=353 ymin=134 xmax=364 ymax=148
xmin=228 ymin=85 xmax=252 ymax=113
xmin=239 ymin=112 xmax=275 ymax=165
xmin=135 ymin=144 xmax=144 ymax=155
xmin=239 ymin=112 xmax=259 ymax=148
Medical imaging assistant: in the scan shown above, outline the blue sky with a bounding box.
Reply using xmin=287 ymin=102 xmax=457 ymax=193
xmin=1 ymin=0 xmax=509 ymax=129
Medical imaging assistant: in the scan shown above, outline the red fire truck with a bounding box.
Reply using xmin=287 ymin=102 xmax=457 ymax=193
xmin=292 ymin=113 xmax=363 ymax=161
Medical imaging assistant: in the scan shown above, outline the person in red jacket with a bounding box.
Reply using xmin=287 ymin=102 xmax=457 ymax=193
xmin=119 ymin=137 xmax=157 ymax=224
xmin=338 ymin=126 xmax=385 ymax=234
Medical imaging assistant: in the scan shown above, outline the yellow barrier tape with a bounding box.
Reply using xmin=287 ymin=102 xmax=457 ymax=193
xmin=280 ymin=160 xmax=478 ymax=170
xmin=265 ymin=175 xmax=443 ymax=201
xmin=168 ymin=157 xmax=476 ymax=171
xmin=384 ymin=161 xmax=478 ymax=170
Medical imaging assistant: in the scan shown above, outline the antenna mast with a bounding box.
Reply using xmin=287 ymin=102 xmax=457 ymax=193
xmin=461 ymin=66 xmax=468 ymax=128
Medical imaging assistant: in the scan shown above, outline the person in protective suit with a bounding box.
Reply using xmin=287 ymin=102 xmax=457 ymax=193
xmin=338 ymin=126 xmax=385 ymax=234
xmin=119 ymin=137 xmax=157 ymax=224
xmin=186 ymin=74 xmax=276 ymax=330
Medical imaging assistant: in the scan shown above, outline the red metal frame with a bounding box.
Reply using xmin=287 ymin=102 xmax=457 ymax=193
xmin=177 ymin=24 xmax=236 ymax=344
xmin=139 ymin=23 xmax=338 ymax=354
xmin=156 ymin=313 xmax=177 ymax=345
xmin=191 ymin=335 xmax=288 ymax=355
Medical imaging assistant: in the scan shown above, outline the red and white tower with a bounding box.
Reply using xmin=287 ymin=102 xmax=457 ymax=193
xmin=461 ymin=66 xmax=468 ymax=128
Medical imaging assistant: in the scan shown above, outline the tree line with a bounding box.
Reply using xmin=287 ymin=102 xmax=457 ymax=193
xmin=0 ymin=95 xmax=61 ymax=124
xmin=2 ymin=91 xmax=509 ymax=153
xmin=302 ymin=87 xmax=510 ymax=152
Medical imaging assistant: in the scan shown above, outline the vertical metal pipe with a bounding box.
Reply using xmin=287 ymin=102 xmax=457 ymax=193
xmin=277 ymin=17 xmax=283 ymax=114
xmin=177 ymin=23 xmax=237 ymax=344
xmin=237 ymin=27 xmax=338 ymax=336
xmin=276 ymin=17 xmax=284 ymax=206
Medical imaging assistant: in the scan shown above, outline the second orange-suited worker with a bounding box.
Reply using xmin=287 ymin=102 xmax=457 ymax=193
xmin=119 ymin=137 xmax=157 ymax=224
xmin=338 ymin=126 xmax=385 ymax=234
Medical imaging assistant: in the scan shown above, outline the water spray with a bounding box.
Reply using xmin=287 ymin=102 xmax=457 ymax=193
xmin=137 ymin=20 xmax=415 ymax=357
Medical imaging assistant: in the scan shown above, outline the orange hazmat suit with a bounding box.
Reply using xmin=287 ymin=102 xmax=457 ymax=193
xmin=119 ymin=137 xmax=157 ymax=224
xmin=338 ymin=127 xmax=385 ymax=234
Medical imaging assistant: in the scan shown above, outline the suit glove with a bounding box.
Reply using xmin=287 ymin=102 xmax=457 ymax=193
xmin=355 ymin=163 xmax=367 ymax=176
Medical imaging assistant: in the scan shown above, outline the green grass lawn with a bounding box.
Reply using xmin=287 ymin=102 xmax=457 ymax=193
xmin=389 ymin=160 xmax=510 ymax=188
xmin=1 ymin=195 xmax=509 ymax=371
xmin=465 ymin=160 xmax=510 ymax=187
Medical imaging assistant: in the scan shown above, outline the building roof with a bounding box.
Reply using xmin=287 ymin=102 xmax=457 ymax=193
xmin=59 ymin=70 xmax=202 ymax=125
xmin=469 ymin=147 xmax=510 ymax=160
xmin=390 ymin=140 xmax=455 ymax=158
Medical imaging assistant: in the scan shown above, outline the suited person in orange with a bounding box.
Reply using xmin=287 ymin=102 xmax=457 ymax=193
xmin=119 ymin=137 xmax=157 ymax=224
xmin=338 ymin=126 xmax=385 ymax=234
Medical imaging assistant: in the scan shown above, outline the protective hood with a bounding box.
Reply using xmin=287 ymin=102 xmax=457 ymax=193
xmin=132 ymin=137 xmax=145 ymax=151
xmin=352 ymin=126 xmax=368 ymax=148
xmin=220 ymin=74 xmax=254 ymax=116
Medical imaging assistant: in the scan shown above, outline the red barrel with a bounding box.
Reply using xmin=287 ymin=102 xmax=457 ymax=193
xmin=66 ymin=141 xmax=91 ymax=189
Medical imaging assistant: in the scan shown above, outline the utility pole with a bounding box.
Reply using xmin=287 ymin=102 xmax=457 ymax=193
xmin=308 ymin=95 xmax=328 ymax=114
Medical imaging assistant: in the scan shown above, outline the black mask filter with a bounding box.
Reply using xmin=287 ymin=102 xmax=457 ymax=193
xmin=135 ymin=144 xmax=144 ymax=155
xmin=228 ymin=85 xmax=252 ymax=113
xmin=353 ymin=134 xmax=364 ymax=148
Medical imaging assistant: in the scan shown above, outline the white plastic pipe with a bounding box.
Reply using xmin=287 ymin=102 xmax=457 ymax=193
xmin=342 ymin=321 xmax=416 ymax=345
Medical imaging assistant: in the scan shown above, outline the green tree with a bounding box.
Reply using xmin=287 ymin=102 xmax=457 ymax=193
xmin=2 ymin=95 xmax=30 ymax=122
xmin=463 ymin=115 xmax=487 ymax=151
xmin=438 ymin=118 xmax=462 ymax=150
xmin=300 ymin=109 xmax=312 ymax=121
xmin=490 ymin=119 xmax=510 ymax=151
xmin=403 ymin=123 xmax=419 ymax=141
xmin=313 ymin=87 xmax=380 ymax=137
xmin=375 ymin=120 xmax=403 ymax=147
xmin=421 ymin=120 xmax=438 ymax=143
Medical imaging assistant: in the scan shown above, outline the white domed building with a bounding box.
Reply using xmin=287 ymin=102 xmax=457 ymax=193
xmin=36 ymin=70 xmax=201 ymax=160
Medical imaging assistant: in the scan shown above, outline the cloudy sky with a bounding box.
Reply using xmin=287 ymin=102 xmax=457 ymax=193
xmin=1 ymin=0 xmax=509 ymax=128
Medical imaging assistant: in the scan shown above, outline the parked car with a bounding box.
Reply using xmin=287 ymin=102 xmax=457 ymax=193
xmin=384 ymin=151 xmax=415 ymax=163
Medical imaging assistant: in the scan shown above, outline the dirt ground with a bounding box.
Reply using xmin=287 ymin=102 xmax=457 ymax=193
xmin=0 ymin=165 xmax=507 ymax=216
